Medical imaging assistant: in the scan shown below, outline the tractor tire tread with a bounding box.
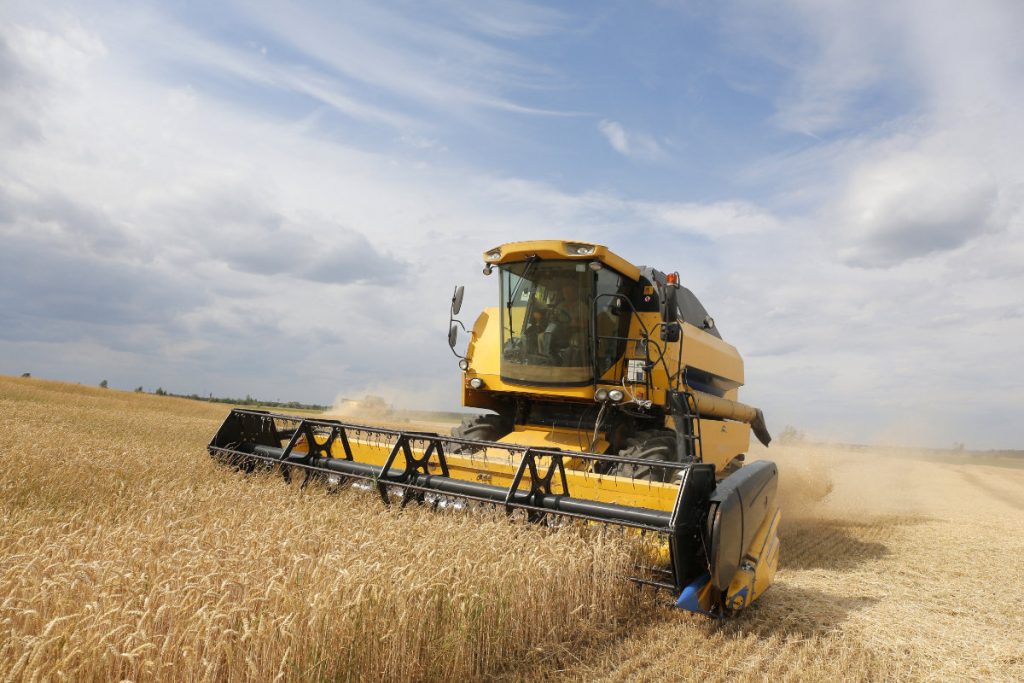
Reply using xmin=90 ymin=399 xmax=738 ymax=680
xmin=451 ymin=414 xmax=513 ymax=451
xmin=612 ymin=429 xmax=681 ymax=483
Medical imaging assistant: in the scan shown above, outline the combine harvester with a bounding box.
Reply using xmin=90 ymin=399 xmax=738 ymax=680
xmin=209 ymin=240 xmax=779 ymax=616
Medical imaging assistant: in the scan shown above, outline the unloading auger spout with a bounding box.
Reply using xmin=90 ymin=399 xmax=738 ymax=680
xmin=690 ymin=391 xmax=772 ymax=448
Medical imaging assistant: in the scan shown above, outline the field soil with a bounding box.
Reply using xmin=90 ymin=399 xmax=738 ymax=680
xmin=563 ymin=443 xmax=1024 ymax=682
xmin=2 ymin=377 xmax=1022 ymax=681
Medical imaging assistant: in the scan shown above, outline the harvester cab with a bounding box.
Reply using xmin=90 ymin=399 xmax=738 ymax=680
xmin=210 ymin=240 xmax=780 ymax=616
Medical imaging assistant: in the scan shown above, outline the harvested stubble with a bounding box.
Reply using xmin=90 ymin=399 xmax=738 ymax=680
xmin=559 ymin=444 xmax=1024 ymax=682
xmin=5 ymin=377 xmax=1024 ymax=683
xmin=0 ymin=378 xmax=643 ymax=682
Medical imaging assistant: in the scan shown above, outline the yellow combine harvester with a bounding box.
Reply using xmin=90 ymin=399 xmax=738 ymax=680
xmin=209 ymin=240 xmax=780 ymax=616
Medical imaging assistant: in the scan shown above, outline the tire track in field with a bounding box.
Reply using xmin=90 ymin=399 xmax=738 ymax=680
xmin=780 ymin=509 xmax=931 ymax=569
xmin=957 ymin=469 xmax=1024 ymax=511
xmin=559 ymin=515 xmax=914 ymax=682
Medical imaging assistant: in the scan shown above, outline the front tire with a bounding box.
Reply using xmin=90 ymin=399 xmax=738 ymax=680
xmin=450 ymin=414 xmax=513 ymax=452
xmin=610 ymin=429 xmax=681 ymax=482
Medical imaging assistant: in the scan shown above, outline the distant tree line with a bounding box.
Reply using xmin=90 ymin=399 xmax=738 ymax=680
xmin=138 ymin=385 xmax=328 ymax=411
xmin=4 ymin=375 xmax=319 ymax=411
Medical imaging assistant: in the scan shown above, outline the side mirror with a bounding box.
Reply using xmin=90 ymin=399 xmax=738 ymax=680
xmin=448 ymin=322 xmax=458 ymax=349
xmin=451 ymin=285 xmax=465 ymax=316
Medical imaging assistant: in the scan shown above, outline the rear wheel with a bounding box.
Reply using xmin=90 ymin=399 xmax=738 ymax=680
xmin=610 ymin=429 xmax=681 ymax=482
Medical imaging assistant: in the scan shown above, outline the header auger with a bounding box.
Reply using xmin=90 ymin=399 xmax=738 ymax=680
xmin=209 ymin=240 xmax=780 ymax=616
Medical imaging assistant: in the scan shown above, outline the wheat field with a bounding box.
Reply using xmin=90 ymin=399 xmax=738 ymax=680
xmin=2 ymin=376 xmax=1023 ymax=681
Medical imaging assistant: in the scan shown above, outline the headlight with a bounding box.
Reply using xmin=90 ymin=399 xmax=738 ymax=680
xmin=608 ymin=389 xmax=625 ymax=402
xmin=486 ymin=249 xmax=501 ymax=261
xmin=567 ymin=242 xmax=596 ymax=256
xmin=595 ymin=388 xmax=608 ymax=402
xmin=458 ymin=358 xmax=469 ymax=371
xmin=469 ymin=377 xmax=484 ymax=390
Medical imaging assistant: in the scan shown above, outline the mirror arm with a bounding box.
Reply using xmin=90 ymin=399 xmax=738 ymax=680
xmin=447 ymin=284 xmax=468 ymax=359
xmin=447 ymin=317 xmax=467 ymax=360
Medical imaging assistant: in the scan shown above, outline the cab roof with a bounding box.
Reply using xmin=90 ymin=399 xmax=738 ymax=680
xmin=482 ymin=240 xmax=641 ymax=281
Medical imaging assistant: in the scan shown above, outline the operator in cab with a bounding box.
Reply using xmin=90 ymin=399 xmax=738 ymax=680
xmin=541 ymin=277 xmax=589 ymax=365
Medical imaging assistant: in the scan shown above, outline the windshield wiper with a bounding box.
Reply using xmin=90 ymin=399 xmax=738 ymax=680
xmin=506 ymin=256 xmax=538 ymax=343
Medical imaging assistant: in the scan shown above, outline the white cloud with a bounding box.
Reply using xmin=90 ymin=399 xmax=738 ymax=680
xmin=145 ymin=25 xmax=423 ymax=131
xmin=2 ymin=1 xmax=1023 ymax=450
xmin=597 ymin=119 xmax=666 ymax=161
xmin=707 ymin=0 xmax=1024 ymax=447
xmin=229 ymin=0 xmax=571 ymax=119
xmin=835 ymin=148 xmax=1000 ymax=267
xmin=644 ymin=200 xmax=782 ymax=238
xmin=0 ymin=10 xmax=658 ymax=410
xmin=446 ymin=0 xmax=567 ymax=38
xmin=598 ymin=120 xmax=628 ymax=154
xmin=722 ymin=0 xmax=1024 ymax=275
xmin=726 ymin=0 xmax=1024 ymax=135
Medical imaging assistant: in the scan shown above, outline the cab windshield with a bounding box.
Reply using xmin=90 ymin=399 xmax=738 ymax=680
xmin=499 ymin=260 xmax=630 ymax=385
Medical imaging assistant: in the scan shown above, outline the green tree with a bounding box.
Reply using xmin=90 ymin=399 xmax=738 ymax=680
xmin=99 ymin=380 xmax=109 ymax=389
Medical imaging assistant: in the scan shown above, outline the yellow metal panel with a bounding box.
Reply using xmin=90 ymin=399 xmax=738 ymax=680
xmin=493 ymin=424 xmax=609 ymax=454
xmin=466 ymin=308 xmax=500 ymax=377
xmin=752 ymin=509 xmax=781 ymax=599
xmin=297 ymin=434 xmax=681 ymax=513
xmin=617 ymin=314 xmax=741 ymax=406
xmin=725 ymin=506 xmax=780 ymax=611
xmin=698 ymin=420 xmax=751 ymax=471
xmin=678 ymin=322 xmax=744 ymax=385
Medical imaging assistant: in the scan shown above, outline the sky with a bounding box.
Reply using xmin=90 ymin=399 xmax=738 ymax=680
xmin=1 ymin=0 xmax=1022 ymax=449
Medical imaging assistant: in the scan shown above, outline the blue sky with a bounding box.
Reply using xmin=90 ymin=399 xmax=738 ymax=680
xmin=1 ymin=1 xmax=1022 ymax=449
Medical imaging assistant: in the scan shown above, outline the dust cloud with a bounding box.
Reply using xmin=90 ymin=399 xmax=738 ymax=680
xmin=324 ymin=392 xmax=466 ymax=432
